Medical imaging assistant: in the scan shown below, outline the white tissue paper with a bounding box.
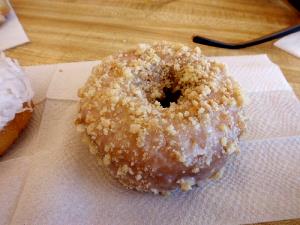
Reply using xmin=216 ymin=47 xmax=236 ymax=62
xmin=0 ymin=1 xmax=29 ymax=51
xmin=0 ymin=55 xmax=299 ymax=225
xmin=274 ymin=31 xmax=300 ymax=58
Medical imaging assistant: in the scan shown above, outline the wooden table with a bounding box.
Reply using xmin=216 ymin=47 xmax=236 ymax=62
xmin=6 ymin=1 xmax=300 ymax=224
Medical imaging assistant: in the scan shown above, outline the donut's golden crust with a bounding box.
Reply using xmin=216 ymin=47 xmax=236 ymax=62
xmin=76 ymin=43 xmax=246 ymax=194
xmin=0 ymin=103 xmax=33 ymax=156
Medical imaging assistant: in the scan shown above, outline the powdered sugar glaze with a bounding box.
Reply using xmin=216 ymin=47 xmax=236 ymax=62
xmin=0 ymin=53 xmax=34 ymax=130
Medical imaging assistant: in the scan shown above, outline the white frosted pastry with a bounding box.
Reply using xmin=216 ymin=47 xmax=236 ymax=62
xmin=0 ymin=53 xmax=34 ymax=155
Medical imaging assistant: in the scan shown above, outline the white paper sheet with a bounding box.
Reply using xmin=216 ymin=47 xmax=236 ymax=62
xmin=1 ymin=55 xmax=299 ymax=225
xmin=0 ymin=1 xmax=29 ymax=51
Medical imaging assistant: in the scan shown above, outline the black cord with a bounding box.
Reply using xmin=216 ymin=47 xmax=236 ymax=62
xmin=193 ymin=24 xmax=300 ymax=49
xmin=289 ymin=0 xmax=300 ymax=11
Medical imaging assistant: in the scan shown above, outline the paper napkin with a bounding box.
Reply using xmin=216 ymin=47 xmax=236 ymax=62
xmin=0 ymin=1 xmax=29 ymax=51
xmin=0 ymin=55 xmax=299 ymax=225
xmin=274 ymin=31 xmax=300 ymax=58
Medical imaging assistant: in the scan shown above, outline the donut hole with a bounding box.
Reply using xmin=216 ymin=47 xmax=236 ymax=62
xmin=156 ymin=87 xmax=182 ymax=108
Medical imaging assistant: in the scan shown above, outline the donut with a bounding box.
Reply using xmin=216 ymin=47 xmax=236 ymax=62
xmin=76 ymin=42 xmax=246 ymax=194
xmin=0 ymin=54 xmax=34 ymax=156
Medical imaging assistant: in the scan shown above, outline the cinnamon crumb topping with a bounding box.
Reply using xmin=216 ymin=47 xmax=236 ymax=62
xmin=76 ymin=42 xmax=246 ymax=194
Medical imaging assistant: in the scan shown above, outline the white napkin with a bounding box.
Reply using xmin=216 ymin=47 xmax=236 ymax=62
xmin=0 ymin=55 xmax=299 ymax=225
xmin=0 ymin=1 xmax=29 ymax=51
xmin=274 ymin=31 xmax=300 ymax=58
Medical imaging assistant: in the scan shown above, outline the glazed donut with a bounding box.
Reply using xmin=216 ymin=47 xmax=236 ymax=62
xmin=0 ymin=54 xmax=34 ymax=156
xmin=76 ymin=42 xmax=246 ymax=194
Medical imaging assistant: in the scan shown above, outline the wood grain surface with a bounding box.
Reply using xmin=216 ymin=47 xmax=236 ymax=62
xmin=5 ymin=1 xmax=300 ymax=224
